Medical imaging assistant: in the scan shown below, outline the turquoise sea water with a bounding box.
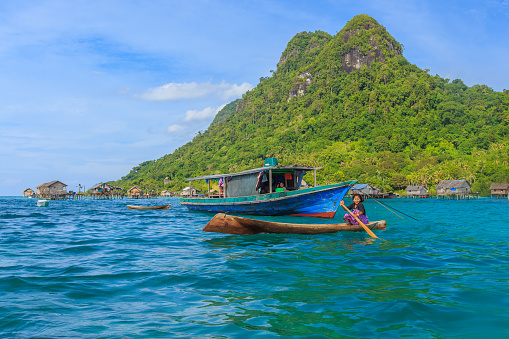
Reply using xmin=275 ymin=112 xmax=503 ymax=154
xmin=1 ymin=196 xmax=508 ymax=338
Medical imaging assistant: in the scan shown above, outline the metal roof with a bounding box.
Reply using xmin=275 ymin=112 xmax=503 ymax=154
xmin=185 ymin=165 xmax=322 ymax=181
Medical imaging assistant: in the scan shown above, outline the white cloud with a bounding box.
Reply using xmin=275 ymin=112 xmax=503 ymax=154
xmin=167 ymin=124 xmax=185 ymax=133
xmin=184 ymin=104 xmax=226 ymax=121
xmin=220 ymin=82 xmax=252 ymax=100
xmin=139 ymin=81 xmax=252 ymax=101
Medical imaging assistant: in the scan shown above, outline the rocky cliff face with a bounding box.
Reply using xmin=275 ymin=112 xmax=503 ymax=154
xmin=288 ymin=72 xmax=312 ymax=100
xmin=341 ymin=47 xmax=377 ymax=73
xmin=279 ymin=15 xmax=404 ymax=100
xmin=339 ymin=20 xmax=402 ymax=73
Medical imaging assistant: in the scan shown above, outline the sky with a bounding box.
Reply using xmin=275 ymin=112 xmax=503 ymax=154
xmin=1 ymin=0 xmax=508 ymax=196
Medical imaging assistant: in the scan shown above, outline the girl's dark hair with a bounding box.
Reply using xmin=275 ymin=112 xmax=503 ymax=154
xmin=352 ymin=194 xmax=364 ymax=202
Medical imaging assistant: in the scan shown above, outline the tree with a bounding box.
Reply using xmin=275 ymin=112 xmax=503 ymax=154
xmin=374 ymin=136 xmax=390 ymax=152
xmin=389 ymin=173 xmax=407 ymax=190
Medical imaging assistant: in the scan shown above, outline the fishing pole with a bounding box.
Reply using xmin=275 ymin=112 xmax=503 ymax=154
xmin=373 ymin=198 xmax=419 ymax=221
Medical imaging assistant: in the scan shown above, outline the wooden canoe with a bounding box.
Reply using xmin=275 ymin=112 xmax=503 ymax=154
xmin=127 ymin=204 xmax=171 ymax=210
xmin=203 ymin=213 xmax=386 ymax=235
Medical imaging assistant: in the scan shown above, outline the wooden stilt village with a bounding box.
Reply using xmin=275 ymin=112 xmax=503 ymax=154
xmin=24 ymin=178 xmax=509 ymax=201
xmin=350 ymin=179 xmax=509 ymax=200
xmin=24 ymin=181 xmax=179 ymax=200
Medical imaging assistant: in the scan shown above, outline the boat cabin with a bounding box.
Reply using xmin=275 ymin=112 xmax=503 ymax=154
xmin=184 ymin=158 xmax=321 ymax=199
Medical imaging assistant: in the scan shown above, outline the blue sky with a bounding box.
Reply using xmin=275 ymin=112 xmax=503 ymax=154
xmin=1 ymin=0 xmax=508 ymax=196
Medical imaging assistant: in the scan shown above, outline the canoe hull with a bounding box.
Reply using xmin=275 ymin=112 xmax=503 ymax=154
xmin=181 ymin=182 xmax=353 ymax=218
xmin=203 ymin=213 xmax=387 ymax=235
xmin=127 ymin=204 xmax=171 ymax=210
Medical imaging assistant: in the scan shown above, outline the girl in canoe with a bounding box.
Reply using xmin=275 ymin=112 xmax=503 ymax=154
xmin=340 ymin=194 xmax=369 ymax=225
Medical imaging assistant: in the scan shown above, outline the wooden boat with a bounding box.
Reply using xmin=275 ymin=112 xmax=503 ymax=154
xmin=203 ymin=213 xmax=386 ymax=235
xmin=181 ymin=158 xmax=357 ymax=218
xmin=126 ymin=204 xmax=171 ymax=210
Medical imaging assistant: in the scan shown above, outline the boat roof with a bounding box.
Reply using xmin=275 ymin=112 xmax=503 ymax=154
xmin=185 ymin=165 xmax=322 ymax=182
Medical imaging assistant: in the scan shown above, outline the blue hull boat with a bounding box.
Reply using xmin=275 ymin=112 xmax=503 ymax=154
xmin=180 ymin=159 xmax=356 ymax=218
xmin=181 ymin=182 xmax=354 ymax=218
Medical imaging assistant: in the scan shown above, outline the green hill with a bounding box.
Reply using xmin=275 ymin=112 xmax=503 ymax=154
xmin=110 ymin=14 xmax=509 ymax=196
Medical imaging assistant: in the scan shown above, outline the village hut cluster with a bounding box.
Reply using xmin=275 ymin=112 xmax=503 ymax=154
xmin=24 ymin=176 xmax=509 ymax=200
xmin=351 ymin=180 xmax=509 ymax=200
xmin=23 ymin=180 xmax=87 ymax=200
xmin=26 ymin=181 xmax=83 ymax=200
xmin=89 ymin=183 xmax=168 ymax=199
xmin=23 ymin=180 xmax=180 ymax=200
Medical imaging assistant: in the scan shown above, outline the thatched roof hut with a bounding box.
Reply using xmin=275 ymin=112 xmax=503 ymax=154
xmin=436 ymin=180 xmax=470 ymax=196
xmin=127 ymin=186 xmax=141 ymax=198
xmin=406 ymin=185 xmax=428 ymax=196
xmin=90 ymin=182 xmax=114 ymax=195
xmin=489 ymin=183 xmax=509 ymax=196
xmin=23 ymin=188 xmax=34 ymax=198
xmin=35 ymin=180 xmax=67 ymax=198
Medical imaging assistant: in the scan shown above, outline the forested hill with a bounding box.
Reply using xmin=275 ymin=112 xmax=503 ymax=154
xmin=110 ymin=14 xmax=509 ymax=196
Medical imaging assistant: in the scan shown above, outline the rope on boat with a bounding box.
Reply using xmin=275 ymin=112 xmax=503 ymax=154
xmin=373 ymin=198 xmax=419 ymax=221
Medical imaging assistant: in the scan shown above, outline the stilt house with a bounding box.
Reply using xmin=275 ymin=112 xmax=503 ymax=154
xmin=350 ymin=184 xmax=379 ymax=198
xmin=127 ymin=186 xmax=141 ymax=198
xmin=36 ymin=181 xmax=67 ymax=199
xmin=23 ymin=188 xmax=34 ymax=198
xmin=406 ymin=185 xmax=428 ymax=197
xmin=90 ymin=183 xmax=114 ymax=196
xmin=489 ymin=183 xmax=509 ymax=197
xmin=181 ymin=187 xmax=197 ymax=197
xmin=436 ymin=180 xmax=471 ymax=197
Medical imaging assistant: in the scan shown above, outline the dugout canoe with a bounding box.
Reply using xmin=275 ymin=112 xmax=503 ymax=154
xmin=127 ymin=204 xmax=171 ymax=210
xmin=203 ymin=213 xmax=386 ymax=235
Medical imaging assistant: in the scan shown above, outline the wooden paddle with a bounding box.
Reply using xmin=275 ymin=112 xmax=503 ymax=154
xmin=342 ymin=205 xmax=378 ymax=238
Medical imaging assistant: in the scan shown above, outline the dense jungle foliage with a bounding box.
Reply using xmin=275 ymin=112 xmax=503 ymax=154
xmin=110 ymin=14 xmax=509 ymax=196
